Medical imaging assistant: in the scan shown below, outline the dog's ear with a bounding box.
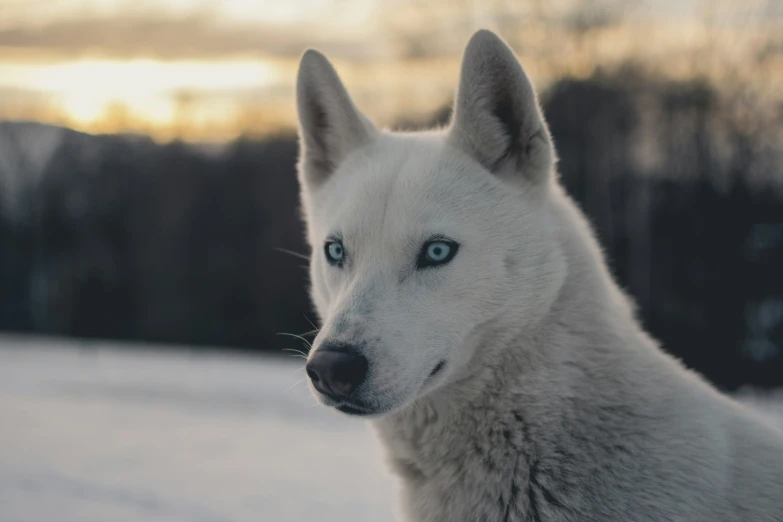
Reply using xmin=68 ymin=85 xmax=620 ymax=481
xmin=448 ymin=30 xmax=554 ymax=184
xmin=296 ymin=50 xmax=376 ymax=187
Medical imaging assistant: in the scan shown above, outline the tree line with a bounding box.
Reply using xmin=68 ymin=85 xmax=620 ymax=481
xmin=1 ymin=68 xmax=781 ymax=389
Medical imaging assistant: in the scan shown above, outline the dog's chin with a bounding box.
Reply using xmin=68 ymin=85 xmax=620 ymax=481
xmin=313 ymin=393 xmax=392 ymax=418
xmin=322 ymin=394 xmax=413 ymax=419
xmin=335 ymin=403 xmax=383 ymax=417
xmin=324 ymin=400 xmax=391 ymax=418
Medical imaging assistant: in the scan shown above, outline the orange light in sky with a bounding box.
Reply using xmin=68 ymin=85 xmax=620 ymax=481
xmin=0 ymin=0 xmax=780 ymax=141
xmin=0 ymin=59 xmax=281 ymax=124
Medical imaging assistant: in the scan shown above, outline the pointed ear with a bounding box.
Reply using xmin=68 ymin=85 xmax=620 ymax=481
xmin=296 ymin=49 xmax=376 ymax=187
xmin=448 ymin=30 xmax=554 ymax=184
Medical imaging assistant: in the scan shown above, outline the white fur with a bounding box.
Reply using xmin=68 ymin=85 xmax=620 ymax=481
xmin=296 ymin=30 xmax=783 ymax=521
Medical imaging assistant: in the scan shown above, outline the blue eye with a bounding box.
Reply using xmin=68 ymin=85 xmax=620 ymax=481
xmin=417 ymin=239 xmax=459 ymax=269
xmin=427 ymin=242 xmax=450 ymax=262
xmin=325 ymin=241 xmax=344 ymax=265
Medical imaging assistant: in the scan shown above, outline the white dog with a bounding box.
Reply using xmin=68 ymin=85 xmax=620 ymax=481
xmin=295 ymin=29 xmax=783 ymax=521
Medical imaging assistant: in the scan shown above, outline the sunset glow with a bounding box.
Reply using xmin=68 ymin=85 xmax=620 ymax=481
xmin=0 ymin=0 xmax=781 ymax=141
xmin=1 ymin=59 xmax=281 ymax=124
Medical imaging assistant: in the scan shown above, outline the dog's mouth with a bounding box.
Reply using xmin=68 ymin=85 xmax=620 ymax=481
xmin=416 ymin=359 xmax=447 ymax=394
xmin=335 ymin=401 xmax=391 ymax=417
xmin=428 ymin=360 xmax=446 ymax=378
xmin=325 ymin=396 xmax=380 ymax=416
xmin=336 ymin=404 xmax=373 ymax=416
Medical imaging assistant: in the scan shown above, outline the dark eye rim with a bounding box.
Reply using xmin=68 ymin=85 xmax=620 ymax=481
xmin=324 ymin=239 xmax=345 ymax=267
xmin=417 ymin=238 xmax=459 ymax=269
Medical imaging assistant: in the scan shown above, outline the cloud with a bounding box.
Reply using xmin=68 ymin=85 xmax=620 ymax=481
xmin=0 ymin=12 xmax=384 ymax=61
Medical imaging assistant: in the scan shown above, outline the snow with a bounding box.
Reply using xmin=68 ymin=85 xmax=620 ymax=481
xmin=0 ymin=335 xmax=781 ymax=522
xmin=0 ymin=336 xmax=398 ymax=522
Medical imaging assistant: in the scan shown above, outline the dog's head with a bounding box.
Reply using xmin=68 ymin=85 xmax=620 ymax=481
xmin=296 ymin=30 xmax=565 ymax=417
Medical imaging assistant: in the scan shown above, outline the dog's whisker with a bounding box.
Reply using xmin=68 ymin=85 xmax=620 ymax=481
xmin=274 ymin=247 xmax=311 ymax=261
xmin=283 ymin=378 xmax=307 ymax=394
xmin=303 ymin=315 xmax=320 ymax=332
xmin=281 ymin=347 xmax=309 ymax=358
xmin=277 ymin=332 xmax=313 ymax=349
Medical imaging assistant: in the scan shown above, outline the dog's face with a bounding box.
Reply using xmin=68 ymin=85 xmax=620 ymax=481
xmin=296 ymin=31 xmax=564 ymax=417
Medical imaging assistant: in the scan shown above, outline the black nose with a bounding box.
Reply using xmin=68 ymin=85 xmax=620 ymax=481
xmin=306 ymin=346 xmax=368 ymax=400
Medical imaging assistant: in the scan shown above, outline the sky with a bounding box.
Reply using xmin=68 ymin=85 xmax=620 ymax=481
xmin=0 ymin=0 xmax=780 ymax=141
xmin=0 ymin=0 xmax=388 ymax=139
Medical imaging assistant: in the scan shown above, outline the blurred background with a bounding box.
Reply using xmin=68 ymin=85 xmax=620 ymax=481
xmin=0 ymin=1 xmax=782 ymax=521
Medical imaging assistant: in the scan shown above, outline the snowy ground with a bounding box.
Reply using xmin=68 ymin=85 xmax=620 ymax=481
xmin=0 ymin=335 xmax=781 ymax=522
xmin=0 ymin=336 xmax=398 ymax=522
